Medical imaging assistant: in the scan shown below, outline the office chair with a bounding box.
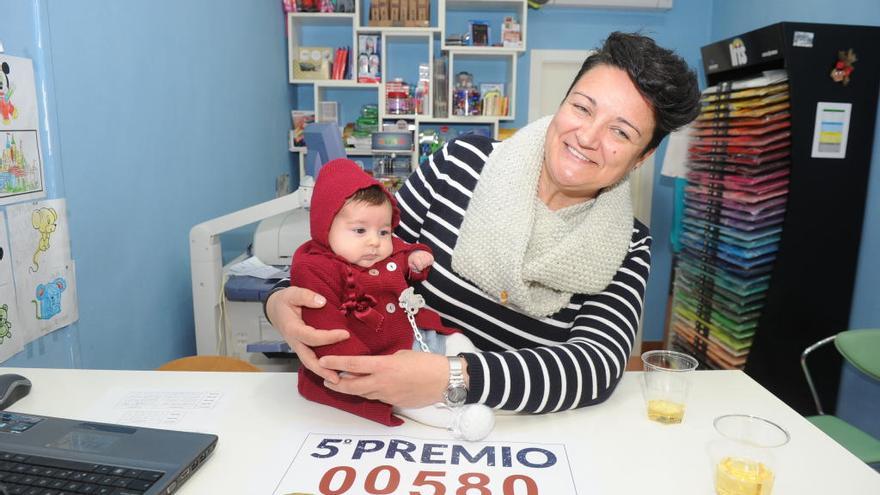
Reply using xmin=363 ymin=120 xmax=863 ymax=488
xmin=801 ymin=329 xmax=880 ymax=466
xmin=157 ymin=355 xmax=261 ymax=372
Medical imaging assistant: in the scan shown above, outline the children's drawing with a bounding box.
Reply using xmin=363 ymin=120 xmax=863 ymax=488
xmin=8 ymin=199 xmax=71 ymax=278
xmin=0 ymin=212 xmax=11 ymax=285
xmin=1 ymin=132 xmax=44 ymax=199
xmin=7 ymin=200 xmax=77 ymax=339
xmin=0 ymin=62 xmax=19 ymax=125
xmin=0 ymin=304 xmax=12 ymax=343
xmin=0 ymin=55 xmax=46 ymax=206
xmin=0 ymin=282 xmax=24 ymax=362
xmin=15 ymin=261 xmax=77 ymax=337
xmin=30 ymin=207 xmax=57 ymax=272
xmin=33 ymin=277 xmax=66 ymax=320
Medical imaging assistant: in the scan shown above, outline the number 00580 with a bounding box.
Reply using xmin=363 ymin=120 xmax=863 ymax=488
xmin=318 ymin=465 xmax=539 ymax=495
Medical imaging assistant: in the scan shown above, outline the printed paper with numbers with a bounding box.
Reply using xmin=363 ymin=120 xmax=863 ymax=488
xmin=273 ymin=432 xmax=579 ymax=495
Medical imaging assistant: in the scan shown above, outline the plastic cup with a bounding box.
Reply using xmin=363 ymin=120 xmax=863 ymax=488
xmin=640 ymin=350 xmax=699 ymax=424
xmin=709 ymin=414 xmax=790 ymax=495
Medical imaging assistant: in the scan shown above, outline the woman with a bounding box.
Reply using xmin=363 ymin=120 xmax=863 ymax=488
xmin=265 ymin=32 xmax=700 ymax=414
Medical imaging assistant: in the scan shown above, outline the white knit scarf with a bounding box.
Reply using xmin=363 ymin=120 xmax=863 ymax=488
xmin=451 ymin=115 xmax=634 ymax=317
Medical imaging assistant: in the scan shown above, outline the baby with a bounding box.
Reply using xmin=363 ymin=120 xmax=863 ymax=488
xmin=291 ymin=158 xmax=494 ymax=440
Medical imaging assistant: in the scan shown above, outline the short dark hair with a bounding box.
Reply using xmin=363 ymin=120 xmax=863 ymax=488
xmin=347 ymin=185 xmax=389 ymax=206
xmin=564 ymin=32 xmax=701 ymax=155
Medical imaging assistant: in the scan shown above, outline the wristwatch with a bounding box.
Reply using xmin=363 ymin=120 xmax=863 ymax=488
xmin=443 ymin=357 xmax=468 ymax=407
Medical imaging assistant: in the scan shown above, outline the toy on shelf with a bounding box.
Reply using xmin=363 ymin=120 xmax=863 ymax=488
xmin=418 ymin=129 xmax=442 ymax=166
xmin=291 ymin=110 xmax=316 ymax=147
xmin=413 ymin=63 xmax=430 ymax=115
xmin=344 ymin=104 xmax=379 ymax=150
xmin=386 ymin=78 xmax=413 ymax=115
xmin=452 ymin=71 xmax=481 ymax=116
xmin=468 ymin=20 xmax=490 ymax=46
xmin=335 ymin=0 xmax=354 ymax=12
xmin=480 ymin=82 xmax=507 ymax=117
xmin=432 ymin=57 xmax=448 ymax=117
xmin=501 ymin=16 xmax=523 ymax=49
xmin=445 ymin=33 xmax=471 ymax=46
xmin=357 ymin=34 xmax=381 ymax=84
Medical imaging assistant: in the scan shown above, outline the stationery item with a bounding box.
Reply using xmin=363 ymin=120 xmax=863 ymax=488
xmin=700 ymin=82 xmax=789 ymax=103
xmin=691 ymin=119 xmax=790 ymax=137
xmin=696 ymin=103 xmax=791 ymax=122
xmin=701 ymin=69 xmax=788 ymax=95
xmin=689 ymin=148 xmax=790 ymax=166
xmin=700 ymin=91 xmax=789 ymax=113
xmin=691 ymin=130 xmax=791 ymax=148
xmin=692 ymin=110 xmax=790 ymax=129
xmin=689 ymin=159 xmax=791 ymax=177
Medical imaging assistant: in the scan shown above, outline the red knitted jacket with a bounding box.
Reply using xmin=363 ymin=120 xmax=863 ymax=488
xmin=292 ymin=159 xmax=458 ymax=426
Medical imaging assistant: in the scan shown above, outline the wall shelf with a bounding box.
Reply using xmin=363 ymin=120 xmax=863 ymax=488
xmin=287 ymin=0 xmax=527 ymax=170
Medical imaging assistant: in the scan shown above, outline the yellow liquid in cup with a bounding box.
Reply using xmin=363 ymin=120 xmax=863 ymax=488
xmin=646 ymin=399 xmax=685 ymax=424
xmin=715 ymin=456 xmax=775 ymax=495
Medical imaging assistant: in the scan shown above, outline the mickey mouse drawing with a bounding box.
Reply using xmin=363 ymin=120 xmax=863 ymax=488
xmin=1 ymin=62 xmax=19 ymax=125
xmin=33 ymin=277 xmax=66 ymax=320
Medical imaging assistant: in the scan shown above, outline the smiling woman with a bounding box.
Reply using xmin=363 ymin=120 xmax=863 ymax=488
xmin=541 ymin=66 xmax=656 ymax=208
xmin=265 ymin=32 xmax=701 ymax=421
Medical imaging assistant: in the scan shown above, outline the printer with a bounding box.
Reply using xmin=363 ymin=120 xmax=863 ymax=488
xmin=190 ymin=192 xmax=310 ymax=372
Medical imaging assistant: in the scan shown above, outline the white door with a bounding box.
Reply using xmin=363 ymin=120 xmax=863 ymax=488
xmin=528 ymin=49 xmax=654 ymax=226
xmin=529 ymin=50 xmax=650 ymax=356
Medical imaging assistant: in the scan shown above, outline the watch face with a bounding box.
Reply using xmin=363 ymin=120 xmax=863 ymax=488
xmin=446 ymin=386 xmax=468 ymax=405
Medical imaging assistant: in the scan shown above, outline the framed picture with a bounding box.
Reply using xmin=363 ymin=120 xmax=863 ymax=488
xmin=469 ymin=20 xmax=490 ymax=46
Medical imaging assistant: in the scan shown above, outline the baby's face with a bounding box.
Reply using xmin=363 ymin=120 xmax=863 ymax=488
xmin=328 ymin=200 xmax=393 ymax=268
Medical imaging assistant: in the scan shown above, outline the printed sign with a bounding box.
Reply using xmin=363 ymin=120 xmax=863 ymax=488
xmin=811 ymin=102 xmax=852 ymax=159
xmin=273 ymin=433 xmax=578 ymax=495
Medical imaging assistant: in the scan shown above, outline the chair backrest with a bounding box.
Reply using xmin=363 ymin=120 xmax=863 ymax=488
xmin=802 ymin=328 xmax=880 ymax=415
xmin=157 ymin=355 xmax=261 ymax=372
xmin=835 ymin=329 xmax=880 ymax=381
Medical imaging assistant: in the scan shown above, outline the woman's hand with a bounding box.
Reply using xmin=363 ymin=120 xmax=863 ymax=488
xmin=319 ymin=350 xmax=449 ymax=407
xmin=266 ymin=286 xmax=349 ymax=383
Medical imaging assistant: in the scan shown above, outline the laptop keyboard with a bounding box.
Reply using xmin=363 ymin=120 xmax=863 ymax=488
xmin=0 ymin=451 xmax=164 ymax=495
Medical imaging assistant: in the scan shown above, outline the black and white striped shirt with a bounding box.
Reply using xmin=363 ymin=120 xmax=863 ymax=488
xmin=396 ymin=135 xmax=652 ymax=413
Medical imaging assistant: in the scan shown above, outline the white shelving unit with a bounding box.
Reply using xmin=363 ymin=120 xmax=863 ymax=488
xmin=439 ymin=0 xmax=527 ymax=52
xmin=287 ymin=0 xmax=526 ymax=170
xmin=288 ymin=12 xmax=359 ymax=83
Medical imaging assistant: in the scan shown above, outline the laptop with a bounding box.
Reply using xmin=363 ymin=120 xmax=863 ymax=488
xmin=0 ymin=410 xmax=217 ymax=495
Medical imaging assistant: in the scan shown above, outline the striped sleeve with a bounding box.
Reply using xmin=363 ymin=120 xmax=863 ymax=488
xmin=462 ymin=228 xmax=652 ymax=412
xmin=394 ymin=138 xmax=485 ymax=244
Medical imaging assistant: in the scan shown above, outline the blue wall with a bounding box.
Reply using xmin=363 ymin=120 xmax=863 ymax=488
xmin=0 ymin=0 xmax=84 ymax=366
xmin=2 ymin=0 xmax=294 ymax=369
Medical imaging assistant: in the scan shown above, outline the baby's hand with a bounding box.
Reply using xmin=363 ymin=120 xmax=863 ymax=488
xmin=408 ymin=250 xmax=434 ymax=273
